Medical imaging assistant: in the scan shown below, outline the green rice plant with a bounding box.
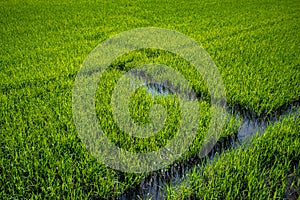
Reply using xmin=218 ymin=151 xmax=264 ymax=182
xmin=0 ymin=0 xmax=299 ymax=198
xmin=166 ymin=110 xmax=300 ymax=199
xmin=95 ymin=51 xmax=240 ymax=157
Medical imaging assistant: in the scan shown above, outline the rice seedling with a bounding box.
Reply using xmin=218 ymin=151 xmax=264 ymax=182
xmin=166 ymin=110 xmax=300 ymax=199
xmin=1 ymin=0 xmax=299 ymax=198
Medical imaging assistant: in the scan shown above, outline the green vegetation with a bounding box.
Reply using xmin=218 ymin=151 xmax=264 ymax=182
xmin=166 ymin=111 xmax=300 ymax=199
xmin=1 ymin=0 xmax=299 ymax=199
xmin=96 ymin=51 xmax=239 ymax=156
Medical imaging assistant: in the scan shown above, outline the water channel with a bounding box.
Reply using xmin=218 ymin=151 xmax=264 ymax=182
xmin=115 ymin=79 xmax=299 ymax=200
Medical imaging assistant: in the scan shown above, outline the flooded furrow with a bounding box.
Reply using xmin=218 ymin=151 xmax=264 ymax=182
xmin=116 ymin=80 xmax=299 ymax=200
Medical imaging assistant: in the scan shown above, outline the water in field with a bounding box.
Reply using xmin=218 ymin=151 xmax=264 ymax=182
xmin=116 ymin=81 xmax=299 ymax=200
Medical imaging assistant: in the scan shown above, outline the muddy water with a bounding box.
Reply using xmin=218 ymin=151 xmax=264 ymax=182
xmin=116 ymin=83 xmax=299 ymax=200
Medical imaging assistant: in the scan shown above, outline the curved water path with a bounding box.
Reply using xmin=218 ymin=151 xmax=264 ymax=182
xmin=115 ymin=82 xmax=299 ymax=200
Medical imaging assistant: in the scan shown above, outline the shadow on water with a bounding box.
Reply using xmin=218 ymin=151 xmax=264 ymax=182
xmin=116 ymin=82 xmax=299 ymax=200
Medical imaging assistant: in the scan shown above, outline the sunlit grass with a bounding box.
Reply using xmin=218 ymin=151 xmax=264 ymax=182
xmin=166 ymin=110 xmax=300 ymax=199
xmin=1 ymin=0 xmax=299 ymax=198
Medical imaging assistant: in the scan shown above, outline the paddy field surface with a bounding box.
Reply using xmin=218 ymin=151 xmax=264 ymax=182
xmin=1 ymin=0 xmax=299 ymax=199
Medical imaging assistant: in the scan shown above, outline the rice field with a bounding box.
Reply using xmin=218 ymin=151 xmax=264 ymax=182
xmin=166 ymin=111 xmax=300 ymax=199
xmin=1 ymin=0 xmax=299 ymax=199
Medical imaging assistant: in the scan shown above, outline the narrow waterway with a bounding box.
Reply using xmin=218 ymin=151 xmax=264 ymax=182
xmin=116 ymin=81 xmax=299 ymax=200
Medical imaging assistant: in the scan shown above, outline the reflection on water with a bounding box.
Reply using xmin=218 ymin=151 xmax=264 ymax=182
xmin=146 ymin=82 xmax=197 ymax=101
